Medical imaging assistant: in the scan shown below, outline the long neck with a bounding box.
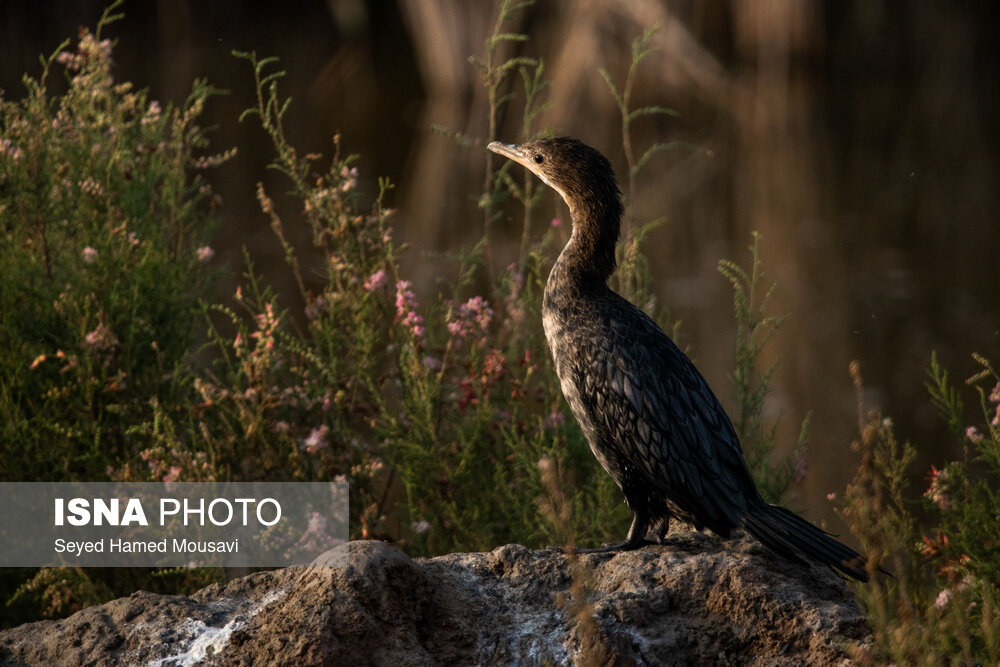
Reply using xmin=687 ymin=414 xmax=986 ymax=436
xmin=553 ymin=188 xmax=622 ymax=290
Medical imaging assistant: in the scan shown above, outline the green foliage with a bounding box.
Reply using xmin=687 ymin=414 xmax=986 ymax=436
xmin=0 ymin=2 xmax=230 ymax=482
xmin=718 ymin=232 xmax=810 ymax=503
xmin=160 ymin=50 xmax=404 ymax=489
xmin=0 ymin=4 xmax=232 ymax=626
xmin=394 ymin=3 xmax=629 ymax=552
xmin=597 ymin=25 xmax=682 ymax=341
xmin=14 ymin=8 xmax=999 ymax=661
xmin=4 ymin=562 xmax=224 ymax=627
xmin=922 ymin=354 xmax=1000 ymax=591
xmin=599 ymin=24 xmax=684 ymax=210
xmin=7 ymin=566 xmax=114 ymax=621
xmin=842 ymin=358 xmax=1000 ymax=664
xmin=118 ymin=37 xmax=626 ymax=557
xmin=467 ymin=0 xmax=542 ymax=259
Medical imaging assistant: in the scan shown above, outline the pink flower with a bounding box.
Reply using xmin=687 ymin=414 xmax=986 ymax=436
xmin=81 ymin=246 xmax=98 ymax=263
xmin=966 ymin=426 xmax=984 ymax=443
xmin=83 ymin=322 xmax=119 ymax=352
xmin=445 ymin=296 xmax=494 ymax=340
xmin=364 ymin=269 xmax=387 ymax=292
xmin=339 ymin=166 xmax=358 ymax=192
xmin=395 ymin=280 xmax=418 ymax=318
xmin=305 ymin=295 xmax=328 ymax=320
xmin=196 ymin=246 xmax=214 ymax=262
xmin=503 ymin=264 xmax=526 ymax=325
xmin=447 ymin=320 xmax=470 ymax=338
xmin=303 ymin=425 xmax=330 ymax=454
xmin=56 ymin=49 xmax=83 ymax=71
xmin=551 ymin=217 xmax=562 ymax=227
xmin=142 ymin=100 xmax=162 ymax=126
xmin=505 ymin=263 xmax=524 ymax=290
xmin=924 ymin=463 xmax=956 ymax=511
xmin=0 ymin=138 xmax=23 ymax=161
xmin=394 ymin=280 xmax=424 ymax=337
xmin=402 ymin=311 xmax=424 ymax=338
xmin=543 ymin=411 xmax=565 ymax=429
xmin=466 ymin=296 xmax=493 ymax=330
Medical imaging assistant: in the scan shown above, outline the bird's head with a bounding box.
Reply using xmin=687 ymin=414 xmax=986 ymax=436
xmin=488 ymin=137 xmax=623 ymax=280
xmin=488 ymin=137 xmax=623 ymax=229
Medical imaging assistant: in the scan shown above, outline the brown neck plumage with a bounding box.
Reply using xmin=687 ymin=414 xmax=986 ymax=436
xmin=555 ymin=167 xmax=623 ymax=287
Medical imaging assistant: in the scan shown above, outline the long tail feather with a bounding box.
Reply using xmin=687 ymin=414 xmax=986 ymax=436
xmin=741 ymin=504 xmax=877 ymax=582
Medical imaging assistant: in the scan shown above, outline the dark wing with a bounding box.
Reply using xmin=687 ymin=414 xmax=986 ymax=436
xmin=580 ymin=296 xmax=762 ymax=533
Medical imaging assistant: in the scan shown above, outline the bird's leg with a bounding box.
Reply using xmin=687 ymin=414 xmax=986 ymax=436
xmin=649 ymin=516 xmax=669 ymax=544
xmin=548 ymin=512 xmax=653 ymax=554
xmin=623 ymin=512 xmax=653 ymax=547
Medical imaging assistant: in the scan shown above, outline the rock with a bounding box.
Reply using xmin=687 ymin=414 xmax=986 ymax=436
xmin=0 ymin=531 xmax=871 ymax=666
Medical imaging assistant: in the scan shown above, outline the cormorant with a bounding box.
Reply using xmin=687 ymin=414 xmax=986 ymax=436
xmin=489 ymin=137 xmax=874 ymax=581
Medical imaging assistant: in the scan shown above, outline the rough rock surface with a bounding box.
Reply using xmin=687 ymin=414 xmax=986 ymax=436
xmin=0 ymin=531 xmax=871 ymax=665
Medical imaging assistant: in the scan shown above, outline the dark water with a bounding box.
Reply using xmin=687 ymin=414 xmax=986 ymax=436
xmin=3 ymin=0 xmax=998 ymax=532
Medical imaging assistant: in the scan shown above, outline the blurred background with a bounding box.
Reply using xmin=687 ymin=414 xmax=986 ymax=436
xmin=3 ymin=0 xmax=998 ymax=531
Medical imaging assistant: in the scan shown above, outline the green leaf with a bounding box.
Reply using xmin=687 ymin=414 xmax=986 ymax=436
xmin=925 ymin=351 xmax=964 ymax=438
xmin=631 ymin=141 xmax=686 ymax=178
xmin=626 ymin=105 xmax=679 ymax=122
xmin=499 ymin=56 xmax=539 ymax=75
xmin=260 ymin=70 xmax=287 ymax=87
xmin=489 ymin=32 xmax=530 ymax=45
xmin=256 ymin=56 xmax=282 ymax=71
xmin=599 ymin=68 xmax=623 ymax=106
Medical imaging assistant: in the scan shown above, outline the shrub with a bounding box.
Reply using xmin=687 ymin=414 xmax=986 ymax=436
xmin=0 ymin=2 xmax=231 ymax=483
xmin=842 ymin=355 xmax=1000 ymax=664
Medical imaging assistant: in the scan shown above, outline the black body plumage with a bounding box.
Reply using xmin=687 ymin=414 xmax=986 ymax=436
xmin=488 ymin=137 xmax=873 ymax=581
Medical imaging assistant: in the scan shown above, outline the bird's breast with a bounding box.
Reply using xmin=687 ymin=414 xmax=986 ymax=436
xmin=541 ymin=286 xmax=582 ymax=381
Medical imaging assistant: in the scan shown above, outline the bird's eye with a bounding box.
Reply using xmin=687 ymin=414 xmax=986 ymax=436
xmin=533 ymin=154 xmax=544 ymax=164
